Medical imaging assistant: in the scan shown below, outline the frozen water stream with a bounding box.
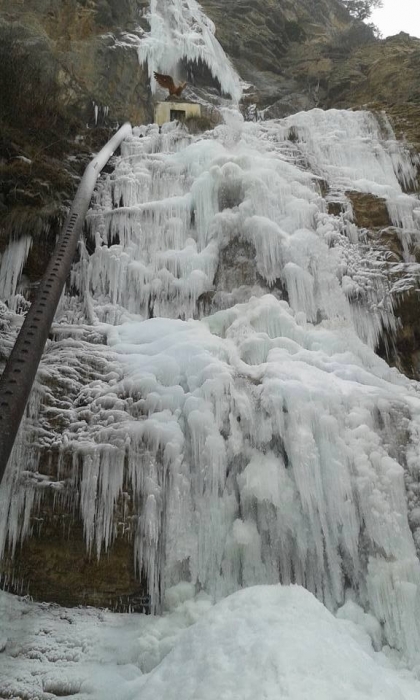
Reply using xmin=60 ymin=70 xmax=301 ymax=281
xmin=2 ymin=107 xmax=420 ymax=672
xmin=137 ymin=0 xmax=242 ymax=101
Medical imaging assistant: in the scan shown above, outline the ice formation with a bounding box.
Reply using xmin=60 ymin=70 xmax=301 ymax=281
xmin=2 ymin=102 xmax=420 ymax=669
xmin=137 ymin=0 xmax=242 ymax=101
xmin=3 ymin=584 xmax=420 ymax=700
xmin=0 ymin=235 xmax=32 ymax=309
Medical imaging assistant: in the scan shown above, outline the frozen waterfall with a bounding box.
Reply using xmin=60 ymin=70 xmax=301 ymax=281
xmin=2 ymin=108 xmax=420 ymax=667
xmin=137 ymin=0 xmax=242 ymax=101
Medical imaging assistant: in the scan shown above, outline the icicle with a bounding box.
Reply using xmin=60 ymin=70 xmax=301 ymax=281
xmin=0 ymin=235 xmax=32 ymax=306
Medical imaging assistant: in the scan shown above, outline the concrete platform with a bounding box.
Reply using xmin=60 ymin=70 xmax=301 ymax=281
xmin=154 ymin=101 xmax=201 ymax=126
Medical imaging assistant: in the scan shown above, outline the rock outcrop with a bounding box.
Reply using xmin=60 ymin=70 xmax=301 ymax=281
xmin=0 ymin=0 xmax=152 ymax=125
xmin=0 ymin=0 xmax=155 ymax=286
xmin=202 ymin=0 xmax=353 ymax=113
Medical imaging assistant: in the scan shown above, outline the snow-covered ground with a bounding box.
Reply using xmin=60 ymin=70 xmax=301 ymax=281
xmin=2 ymin=584 xmax=420 ymax=700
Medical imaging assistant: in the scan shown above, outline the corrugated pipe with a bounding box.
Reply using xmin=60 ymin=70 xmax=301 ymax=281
xmin=0 ymin=122 xmax=132 ymax=483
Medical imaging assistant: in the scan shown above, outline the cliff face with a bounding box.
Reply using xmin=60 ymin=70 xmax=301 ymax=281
xmin=201 ymin=0 xmax=353 ymax=112
xmin=1 ymin=0 xmax=420 ymax=609
xmin=201 ymin=1 xmax=420 ymax=123
xmin=0 ymin=0 xmax=151 ymax=125
xmin=2 ymin=2 xmax=419 ymax=234
xmin=0 ymin=0 xmax=153 ymax=281
xmin=2 ymin=1 xmax=420 ymax=129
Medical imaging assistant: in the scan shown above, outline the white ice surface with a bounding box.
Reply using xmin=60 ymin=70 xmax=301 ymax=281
xmin=2 ymin=585 xmax=420 ymax=700
xmin=2 ymin=111 xmax=420 ymax=667
xmin=3 ymin=0 xmax=420 ymax=691
xmin=0 ymin=235 xmax=32 ymax=308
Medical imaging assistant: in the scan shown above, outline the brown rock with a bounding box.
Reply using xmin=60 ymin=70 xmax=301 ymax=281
xmin=1 ymin=497 xmax=148 ymax=611
xmin=346 ymin=191 xmax=392 ymax=229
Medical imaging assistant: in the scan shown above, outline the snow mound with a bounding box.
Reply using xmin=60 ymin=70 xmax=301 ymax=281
xmin=123 ymin=585 xmax=418 ymax=700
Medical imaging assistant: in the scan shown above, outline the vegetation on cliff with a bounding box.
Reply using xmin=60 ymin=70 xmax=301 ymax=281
xmin=341 ymin=0 xmax=382 ymax=22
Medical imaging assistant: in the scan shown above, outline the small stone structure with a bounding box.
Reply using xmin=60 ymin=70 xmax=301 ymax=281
xmin=154 ymin=101 xmax=201 ymax=126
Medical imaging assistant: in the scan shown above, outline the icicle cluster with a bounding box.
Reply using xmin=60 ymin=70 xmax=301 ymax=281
xmin=0 ymin=236 xmax=32 ymax=310
xmin=2 ymin=108 xmax=420 ymax=665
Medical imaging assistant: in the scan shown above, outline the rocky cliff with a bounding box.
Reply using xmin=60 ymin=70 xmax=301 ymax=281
xmin=0 ymin=0 xmax=151 ymax=125
xmin=2 ymin=0 xmax=419 ymax=375
xmin=0 ymin=0 xmax=154 ymax=266
xmin=1 ymin=1 xmax=419 ymax=251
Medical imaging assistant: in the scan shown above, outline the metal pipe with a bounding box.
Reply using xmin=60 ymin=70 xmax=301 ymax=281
xmin=0 ymin=122 xmax=132 ymax=483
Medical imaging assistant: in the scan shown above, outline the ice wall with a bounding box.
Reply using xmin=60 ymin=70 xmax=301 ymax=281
xmin=2 ymin=109 xmax=420 ymax=665
xmin=138 ymin=0 xmax=242 ymax=101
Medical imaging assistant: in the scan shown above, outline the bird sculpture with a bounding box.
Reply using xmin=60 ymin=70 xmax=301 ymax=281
xmin=153 ymin=72 xmax=187 ymax=97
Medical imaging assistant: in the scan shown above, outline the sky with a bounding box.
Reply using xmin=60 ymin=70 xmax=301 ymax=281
xmin=370 ymin=0 xmax=420 ymax=38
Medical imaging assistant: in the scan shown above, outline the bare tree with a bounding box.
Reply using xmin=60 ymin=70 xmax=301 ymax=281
xmin=341 ymin=0 xmax=383 ymax=21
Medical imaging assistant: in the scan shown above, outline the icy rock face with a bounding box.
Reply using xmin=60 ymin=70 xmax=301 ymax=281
xmin=2 ymin=109 xmax=420 ymax=664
